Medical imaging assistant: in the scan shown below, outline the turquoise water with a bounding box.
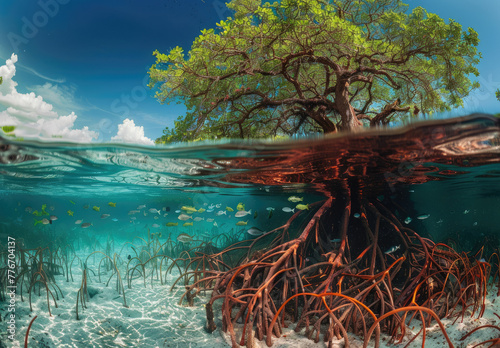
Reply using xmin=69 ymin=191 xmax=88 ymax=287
xmin=1 ymin=114 xmax=499 ymax=347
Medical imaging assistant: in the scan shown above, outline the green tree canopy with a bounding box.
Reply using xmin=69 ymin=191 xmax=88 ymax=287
xmin=149 ymin=0 xmax=480 ymax=143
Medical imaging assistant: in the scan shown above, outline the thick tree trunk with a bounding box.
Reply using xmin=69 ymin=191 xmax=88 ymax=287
xmin=309 ymin=110 xmax=337 ymax=134
xmin=335 ymin=79 xmax=362 ymax=131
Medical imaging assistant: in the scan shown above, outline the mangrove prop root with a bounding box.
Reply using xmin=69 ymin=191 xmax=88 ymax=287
xmin=171 ymin=189 xmax=491 ymax=347
xmin=24 ymin=315 xmax=38 ymax=348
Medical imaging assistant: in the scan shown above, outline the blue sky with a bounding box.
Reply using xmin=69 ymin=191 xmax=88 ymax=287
xmin=0 ymin=0 xmax=499 ymax=143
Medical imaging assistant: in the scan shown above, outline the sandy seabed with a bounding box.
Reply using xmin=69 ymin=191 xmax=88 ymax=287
xmin=1 ymin=249 xmax=499 ymax=348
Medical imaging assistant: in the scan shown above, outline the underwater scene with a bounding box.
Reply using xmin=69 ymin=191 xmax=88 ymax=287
xmin=0 ymin=114 xmax=499 ymax=348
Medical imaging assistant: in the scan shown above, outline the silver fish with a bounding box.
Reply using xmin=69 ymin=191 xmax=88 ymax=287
xmin=384 ymin=245 xmax=400 ymax=255
xmin=178 ymin=214 xmax=192 ymax=221
xmin=235 ymin=210 xmax=252 ymax=217
xmin=404 ymin=217 xmax=412 ymax=224
xmin=282 ymin=207 xmax=295 ymax=213
xmin=247 ymin=227 xmax=264 ymax=236
xmin=416 ymin=214 xmax=430 ymax=220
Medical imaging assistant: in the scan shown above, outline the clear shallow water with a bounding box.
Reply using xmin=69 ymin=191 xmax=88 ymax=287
xmin=1 ymin=114 xmax=500 ymax=347
xmin=1 ymin=114 xmax=499 ymax=242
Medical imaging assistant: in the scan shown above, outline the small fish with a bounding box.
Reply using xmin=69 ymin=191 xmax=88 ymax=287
xmin=177 ymin=233 xmax=193 ymax=243
xmin=183 ymin=222 xmax=193 ymax=227
xmin=130 ymin=217 xmax=137 ymax=220
xmin=215 ymin=204 xmax=221 ymax=208
xmin=69 ymin=200 xmax=76 ymax=205
xmin=216 ymin=210 xmax=227 ymax=216
xmin=473 ymin=222 xmax=478 ymax=226
xmin=137 ymin=204 xmax=146 ymax=210
xmin=152 ymin=223 xmax=160 ymax=228
xmin=112 ymin=218 xmax=118 ymax=222
xmin=127 ymin=255 xmax=131 ymax=260
xmin=92 ymin=206 xmax=100 ymax=212
xmin=235 ymin=210 xmax=252 ymax=218
xmin=25 ymin=207 xmax=33 ymax=213
xmin=236 ymin=221 xmax=248 ymax=226
xmin=67 ymin=210 xmax=74 ymax=216
xmin=75 ymin=219 xmax=83 ymax=224
xmin=198 ymin=208 xmax=206 ymax=213
xmin=409 ymin=190 xmax=415 ymax=193
xmin=282 ymin=207 xmax=295 ymax=213
xmin=49 ymin=215 xmax=58 ymax=221
xmin=206 ymin=209 xmax=214 ymax=213
xmin=266 ymin=207 xmax=275 ymax=211
xmin=253 ymin=211 xmax=258 ymax=219
xmin=101 ymin=214 xmax=110 ymax=219
xmin=236 ymin=203 xmax=245 ymax=211
xmin=178 ymin=214 xmax=192 ymax=221
xmin=128 ymin=210 xmax=140 ymax=215
xmin=81 ymin=222 xmax=92 ymax=228
xmin=416 ymin=214 xmax=430 ymax=220
xmin=83 ymin=204 xmax=89 ymax=209
xmin=288 ymin=196 xmax=303 ymax=203
xmin=108 ymin=202 xmax=116 ymax=207
xmin=154 ymin=216 xmax=159 ymax=220
xmin=175 ymin=210 xmax=181 ymax=213
xmin=463 ymin=210 xmax=470 ymax=214
xmin=143 ymin=212 xmax=148 ymax=216
xmin=208 ymin=204 xmax=215 ymax=210
xmin=163 ymin=207 xmax=170 ymax=212
xmin=436 ymin=219 xmax=443 ymax=224
xmin=404 ymin=217 xmax=412 ymax=224
xmin=330 ymin=238 xmax=341 ymax=243
xmin=213 ymin=221 xmax=218 ymax=227
xmin=206 ymin=218 xmax=214 ymax=222
xmin=296 ymin=204 xmax=309 ymax=210
xmin=193 ymin=217 xmax=204 ymax=222
xmin=166 ymin=222 xmax=179 ymax=227
xmin=149 ymin=208 xmax=161 ymax=215
xmin=163 ymin=213 xmax=168 ymax=217
xmin=34 ymin=218 xmax=51 ymax=226
xmin=385 ymin=245 xmax=400 ymax=255
xmin=226 ymin=206 xmax=234 ymax=212
xmin=353 ymin=213 xmax=360 ymax=218
xmin=181 ymin=206 xmax=197 ymax=213
xmin=247 ymin=227 xmax=264 ymax=236
xmin=49 ymin=206 xmax=55 ymax=211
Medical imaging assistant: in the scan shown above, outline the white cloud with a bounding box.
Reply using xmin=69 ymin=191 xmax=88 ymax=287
xmin=0 ymin=53 xmax=97 ymax=142
xmin=111 ymin=118 xmax=154 ymax=145
xmin=28 ymin=82 xmax=82 ymax=115
xmin=0 ymin=54 xmax=156 ymax=145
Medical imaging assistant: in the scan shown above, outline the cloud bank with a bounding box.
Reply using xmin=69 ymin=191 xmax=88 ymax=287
xmin=0 ymin=54 xmax=97 ymax=142
xmin=111 ymin=118 xmax=155 ymax=145
xmin=0 ymin=54 xmax=155 ymax=145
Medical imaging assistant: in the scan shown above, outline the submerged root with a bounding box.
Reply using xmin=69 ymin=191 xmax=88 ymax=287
xmin=174 ymin=186 xmax=492 ymax=347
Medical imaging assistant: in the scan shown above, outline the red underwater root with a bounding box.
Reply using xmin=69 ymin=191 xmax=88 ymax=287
xmin=24 ymin=315 xmax=38 ymax=348
xmin=176 ymin=183 xmax=493 ymax=347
